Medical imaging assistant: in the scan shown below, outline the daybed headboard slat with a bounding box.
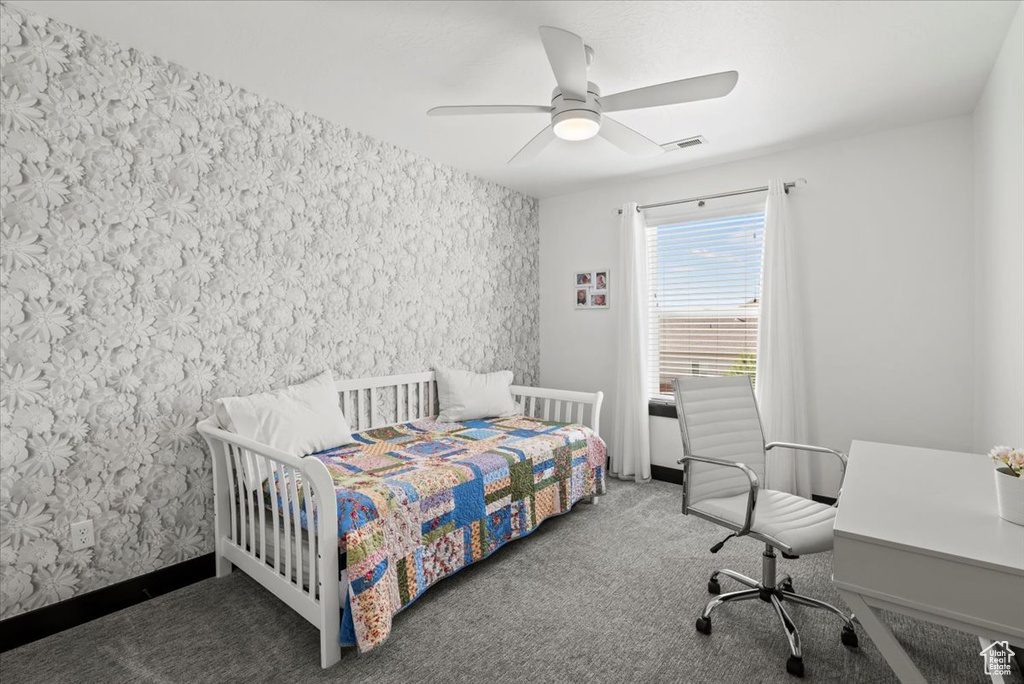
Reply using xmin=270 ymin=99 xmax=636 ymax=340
xmin=267 ymin=459 xmax=281 ymax=574
xmin=226 ymin=445 xmax=239 ymax=546
xmin=280 ymin=465 xmax=293 ymax=585
xmin=254 ymin=450 xmax=267 ymax=563
xmin=231 ymin=446 xmax=248 ymax=549
xmin=289 ymin=466 xmax=303 ymax=588
xmin=369 ymin=387 xmax=377 ymax=430
xmin=303 ymin=479 xmax=316 ymax=596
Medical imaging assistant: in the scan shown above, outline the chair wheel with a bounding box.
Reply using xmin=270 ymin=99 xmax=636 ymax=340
xmin=786 ymin=655 xmax=804 ymax=678
xmin=841 ymin=626 xmax=859 ymax=648
xmin=780 ymin=579 xmax=794 ymax=593
xmin=695 ymin=616 xmax=712 ymax=635
xmin=707 ymin=579 xmax=721 ymax=595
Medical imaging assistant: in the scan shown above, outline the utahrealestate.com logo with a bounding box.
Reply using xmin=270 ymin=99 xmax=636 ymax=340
xmin=979 ymin=640 xmax=1015 ymax=677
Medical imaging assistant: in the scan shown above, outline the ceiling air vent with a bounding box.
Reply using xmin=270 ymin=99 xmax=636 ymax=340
xmin=660 ymin=135 xmax=707 ymax=152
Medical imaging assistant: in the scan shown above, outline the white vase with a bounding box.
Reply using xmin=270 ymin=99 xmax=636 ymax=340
xmin=994 ymin=467 xmax=1024 ymax=526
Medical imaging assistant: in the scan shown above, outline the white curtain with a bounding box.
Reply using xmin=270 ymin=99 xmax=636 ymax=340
xmin=756 ymin=180 xmax=813 ymax=497
xmin=611 ymin=202 xmax=651 ymax=482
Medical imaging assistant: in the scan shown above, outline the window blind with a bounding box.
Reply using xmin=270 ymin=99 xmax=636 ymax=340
xmin=646 ymin=210 xmax=766 ymax=402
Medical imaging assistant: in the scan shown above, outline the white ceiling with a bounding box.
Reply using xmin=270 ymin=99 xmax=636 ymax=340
xmin=13 ymin=0 xmax=1019 ymax=198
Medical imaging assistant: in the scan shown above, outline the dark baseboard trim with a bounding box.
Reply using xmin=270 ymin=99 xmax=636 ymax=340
xmin=811 ymin=494 xmax=838 ymax=506
xmin=651 ymin=464 xmax=683 ymax=485
xmin=0 ymin=552 xmax=215 ymax=653
xmin=648 ymin=401 xmax=678 ymax=419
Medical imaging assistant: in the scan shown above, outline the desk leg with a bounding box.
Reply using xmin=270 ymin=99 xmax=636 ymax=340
xmin=837 ymin=589 xmax=926 ymax=684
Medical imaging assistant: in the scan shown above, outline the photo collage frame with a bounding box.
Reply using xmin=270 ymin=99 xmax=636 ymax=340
xmin=575 ymin=270 xmax=609 ymax=309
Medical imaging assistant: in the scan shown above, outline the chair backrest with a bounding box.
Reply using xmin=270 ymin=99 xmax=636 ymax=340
xmin=673 ymin=376 xmax=766 ymax=507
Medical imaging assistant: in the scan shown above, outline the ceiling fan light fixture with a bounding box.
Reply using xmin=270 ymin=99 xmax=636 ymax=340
xmin=552 ymin=110 xmax=600 ymax=141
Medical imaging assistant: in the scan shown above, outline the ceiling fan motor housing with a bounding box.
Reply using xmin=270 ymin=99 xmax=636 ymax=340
xmin=551 ymin=81 xmax=603 ymax=140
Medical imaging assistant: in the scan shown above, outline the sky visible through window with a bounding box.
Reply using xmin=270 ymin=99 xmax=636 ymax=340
xmin=649 ymin=212 xmax=766 ymax=312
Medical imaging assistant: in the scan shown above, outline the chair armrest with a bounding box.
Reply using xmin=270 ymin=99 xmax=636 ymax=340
xmin=676 ymin=454 xmax=760 ymax=535
xmin=765 ymin=442 xmax=848 ymax=505
xmin=766 ymin=441 xmax=847 ymax=473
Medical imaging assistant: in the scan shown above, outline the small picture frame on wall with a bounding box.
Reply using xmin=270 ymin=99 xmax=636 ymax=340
xmin=574 ymin=270 xmax=609 ymax=309
xmin=576 ymin=288 xmax=589 ymax=308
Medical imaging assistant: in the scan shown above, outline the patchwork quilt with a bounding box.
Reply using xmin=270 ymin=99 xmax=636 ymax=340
xmin=274 ymin=415 xmax=606 ymax=653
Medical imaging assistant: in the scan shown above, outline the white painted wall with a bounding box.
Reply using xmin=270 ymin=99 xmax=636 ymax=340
xmin=540 ymin=116 xmax=976 ymax=497
xmin=973 ymin=2 xmax=1024 ymax=453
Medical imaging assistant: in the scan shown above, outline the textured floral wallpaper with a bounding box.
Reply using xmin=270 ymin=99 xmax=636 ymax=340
xmin=0 ymin=3 xmax=539 ymax=619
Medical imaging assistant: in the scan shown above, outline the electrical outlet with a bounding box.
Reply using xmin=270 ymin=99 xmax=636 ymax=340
xmin=70 ymin=519 xmax=95 ymax=551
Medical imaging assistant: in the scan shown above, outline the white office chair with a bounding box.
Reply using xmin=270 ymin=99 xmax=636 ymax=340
xmin=673 ymin=376 xmax=858 ymax=679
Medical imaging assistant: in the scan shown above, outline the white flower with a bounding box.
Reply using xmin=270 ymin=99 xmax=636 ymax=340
xmin=15 ymin=23 xmax=68 ymax=74
xmin=0 ymin=226 xmax=45 ymax=270
xmin=41 ymin=86 xmax=94 ymax=138
xmin=109 ymin=186 xmax=154 ymax=229
xmin=49 ymin=22 xmax=83 ymax=53
xmin=154 ymin=301 xmax=197 ymax=338
xmin=1 ymin=501 xmax=51 ymax=546
xmin=153 ymin=186 xmax=194 ymax=221
xmin=11 ymin=404 xmax=53 ymax=433
xmin=103 ymin=63 xmax=152 ymax=107
xmin=0 ymin=84 xmax=44 ymax=131
xmin=28 ymin=564 xmax=79 ymax=609
xmin=0 ymin=427 xmax=29 ymax=472
xmin=8 ymin=471 xmax=55 ymax=504
xmin=6 ymin=267 xmax=50 ymax=299
xmin=159 ymin=413 xmax=194 ymax=450
xmin=54 ymin=414 xmax=89 ymax=443
xmin=16 ymin=163 xmax=68 ymax=206
xmin=1 ymin=364 xmax=47 ymax=409
xmin=5 ymin=130 xmax=48 ymax=163
xmin=0 ymin=563 xmax=33 ymax=619
xmin=16 ymin=300 xmax=70 ymax=341
xmin=153 ymin=70 xmax=194 ymax=109
xmin=991 ymin=445 xmax=1024 ymax=476
xmin=161 ymin=524 xmax=203 ymax=563
xmin=26 ymin=433 xmax=73 ymax=475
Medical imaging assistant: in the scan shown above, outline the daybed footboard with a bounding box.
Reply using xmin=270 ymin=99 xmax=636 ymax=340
xmin=197 ymin=419 xmax=342 ymax=668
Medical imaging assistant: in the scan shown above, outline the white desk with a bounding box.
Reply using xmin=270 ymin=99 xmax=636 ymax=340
xmin=832 ymin=441 xmax=1024 ymax=683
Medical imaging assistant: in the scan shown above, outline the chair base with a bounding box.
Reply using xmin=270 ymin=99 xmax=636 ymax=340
xmin=695 ymin=545 xmax=858 ymax=679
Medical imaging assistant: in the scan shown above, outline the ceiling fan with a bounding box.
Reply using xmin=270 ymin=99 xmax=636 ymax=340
xmin=427 ymin=26 xmax=738 ymax=165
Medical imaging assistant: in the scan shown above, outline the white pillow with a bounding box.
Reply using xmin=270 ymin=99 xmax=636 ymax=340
xmin=435 ymin=368 xmax=519 ymax=422
xmin=215 ymin=370 xmax=354 ymax=461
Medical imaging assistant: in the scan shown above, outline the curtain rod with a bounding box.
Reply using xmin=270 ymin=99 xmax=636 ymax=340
xmin=616 ymin=179 xmax=805 ymax=214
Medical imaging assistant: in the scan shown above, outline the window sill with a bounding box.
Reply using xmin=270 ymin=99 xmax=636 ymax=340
xmin=648 ymin=401 xmax=677 ymax=419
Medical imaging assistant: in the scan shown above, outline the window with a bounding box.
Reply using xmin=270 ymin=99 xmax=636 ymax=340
xmin=647 ymin=209 xmax=766 ymax=402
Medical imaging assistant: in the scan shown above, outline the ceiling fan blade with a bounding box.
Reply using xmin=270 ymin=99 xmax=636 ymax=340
xmin=538 ymin=26 xmax=588 ymax=102
xmin=508 ymin=125 xmax=556 ymax=165
xmin=598 ymin=117 xmax=663 ymax=156
xmin=601 ymin=71 xmax=739 ymax=112
xmin=427 ymin=105 xmax=552 ymax=116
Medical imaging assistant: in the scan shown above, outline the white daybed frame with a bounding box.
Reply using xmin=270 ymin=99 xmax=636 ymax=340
xmin=197 ymin=371 xmax=604 ymax=668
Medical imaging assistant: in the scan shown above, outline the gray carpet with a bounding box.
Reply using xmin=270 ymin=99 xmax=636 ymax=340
xmin=1 ymin=480 xmax=1003 ymax=684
